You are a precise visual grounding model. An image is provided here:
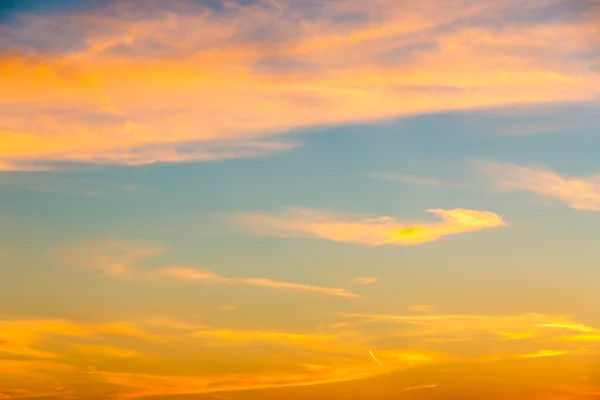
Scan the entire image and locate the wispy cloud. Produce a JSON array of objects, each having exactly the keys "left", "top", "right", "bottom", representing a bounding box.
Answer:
[
  {"left": 482, "top": 162, "right": 600, "bottom": 210},
  {"left": 60, "top": 239, "right": 165, "bottom": 278},
  {"left": 402, "top": 383, "right": 439, "bottom": 391},
  {"left": 236, "top": 207, "right": 506, "bottom": 246},
  {"left": 408, "top": 305, "right": 434, "bottom": 313},
  {"left": 342, "top": 312, "right": 598, "bottom": 343},
  {"left": 372, "top": 173, "right": 464, "bottom": 188},
  {"left": 192, "top": 329, "right": 343, "bottom": 347},
  {"left": 61, "top": 240, "right": 360, "bottom": 298},
  {"left": 354, "top": 277, "right": 379, "bottom": 284},
  {"left": 70, "top": 344, "right": 138, "bottom": 358},
  {"left": 240, "top": 278, "right": 361, "bottom": 298},
  {"left": 157, "top": 267, "right": 232, "bottom": 283},
  {"left": 0, "top": 0, "right": 597, "bottom": 170},
  {"left": 0, "top": 317, "right": 155, "bottom": 361}
]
